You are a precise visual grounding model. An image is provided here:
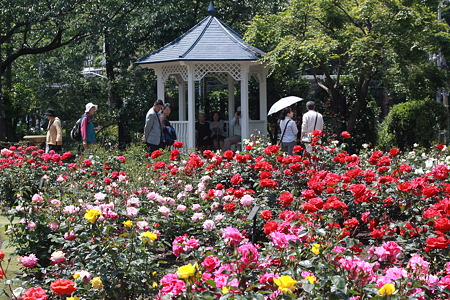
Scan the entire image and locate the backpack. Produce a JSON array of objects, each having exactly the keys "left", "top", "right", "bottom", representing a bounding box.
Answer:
[
  {"left": 70, "top": 117, "right": 83, "bottom": 141},
  {"left": 163, "top": 125, "right": 177, "bottom": 145}
]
